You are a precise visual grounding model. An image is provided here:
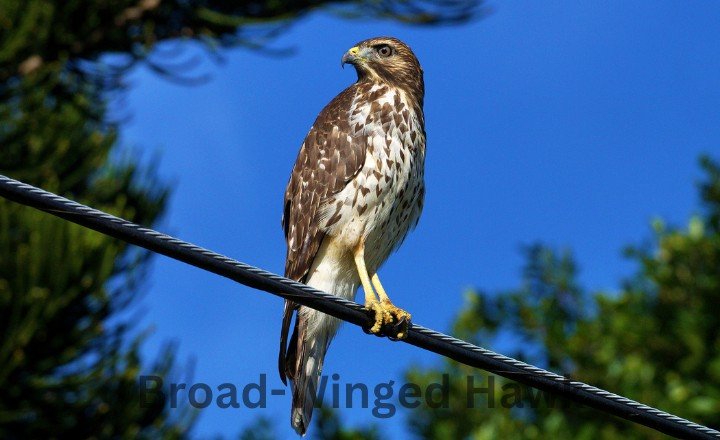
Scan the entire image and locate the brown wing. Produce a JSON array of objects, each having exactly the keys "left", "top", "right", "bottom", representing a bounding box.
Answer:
[{"left": 279, "top": 83, "right": 368, "bottom": 383}]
